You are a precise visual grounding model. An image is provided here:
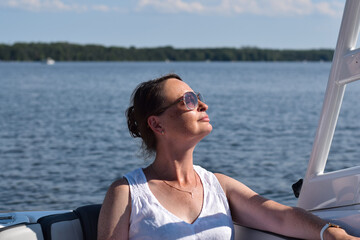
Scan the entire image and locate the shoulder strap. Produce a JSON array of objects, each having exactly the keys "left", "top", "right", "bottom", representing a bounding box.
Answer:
[
  {"left": 124, "top": 168, "right": 147, "bottom": 200},
  {"left": 194, "top": 165, "right": 227, "bottom": 195}
]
